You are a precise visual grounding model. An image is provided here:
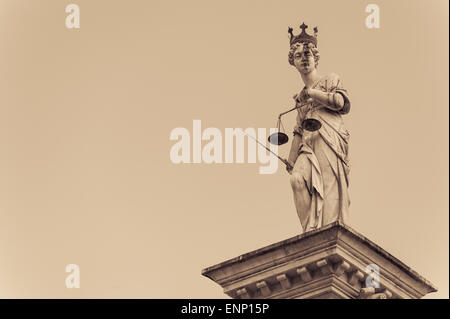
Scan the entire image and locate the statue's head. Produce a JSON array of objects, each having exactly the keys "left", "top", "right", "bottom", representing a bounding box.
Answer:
[
  {"left": 288, "top": 42, "right": 320, "bottom": 74},
  {"left": 287, "top": 23, "right": 320, "bottom": 74}
]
